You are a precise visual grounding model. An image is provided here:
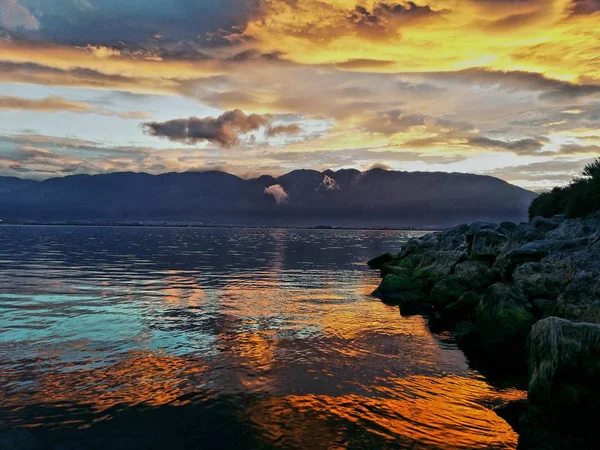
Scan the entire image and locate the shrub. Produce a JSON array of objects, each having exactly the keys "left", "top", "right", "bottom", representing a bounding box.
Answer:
[{"left": 529, "top": 158, "right": 600, "bottom": 219}]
